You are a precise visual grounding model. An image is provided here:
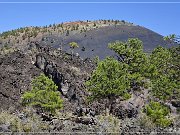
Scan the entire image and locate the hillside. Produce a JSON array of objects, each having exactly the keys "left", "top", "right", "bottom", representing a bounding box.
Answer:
[
  {"left": 0, "top": 20, "right": 179, "bottom": 133},
  {"left": 54, "top": 25, "right": 168, "bottom": 59},
  {"left": 0, "top": 20, "right": 175, "bottom": 59}
]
